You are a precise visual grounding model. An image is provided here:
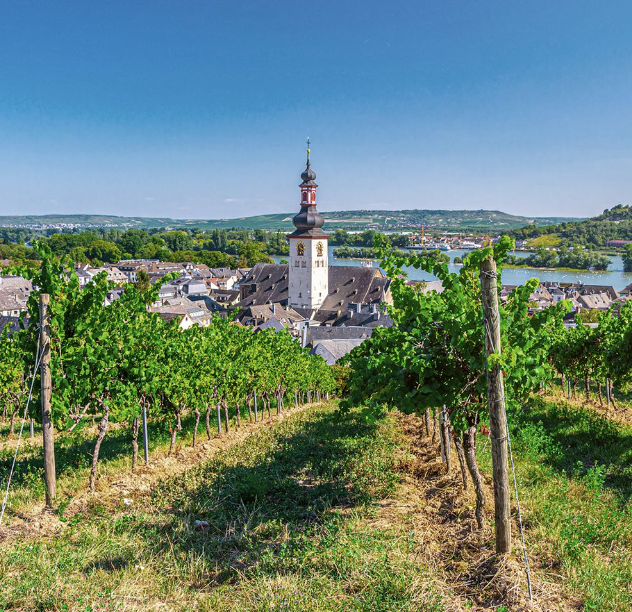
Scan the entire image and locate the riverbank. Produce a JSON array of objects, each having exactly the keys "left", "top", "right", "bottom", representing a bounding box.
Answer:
[{"left": 504, "top": 264, "right": 613, "bottom": 273}]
